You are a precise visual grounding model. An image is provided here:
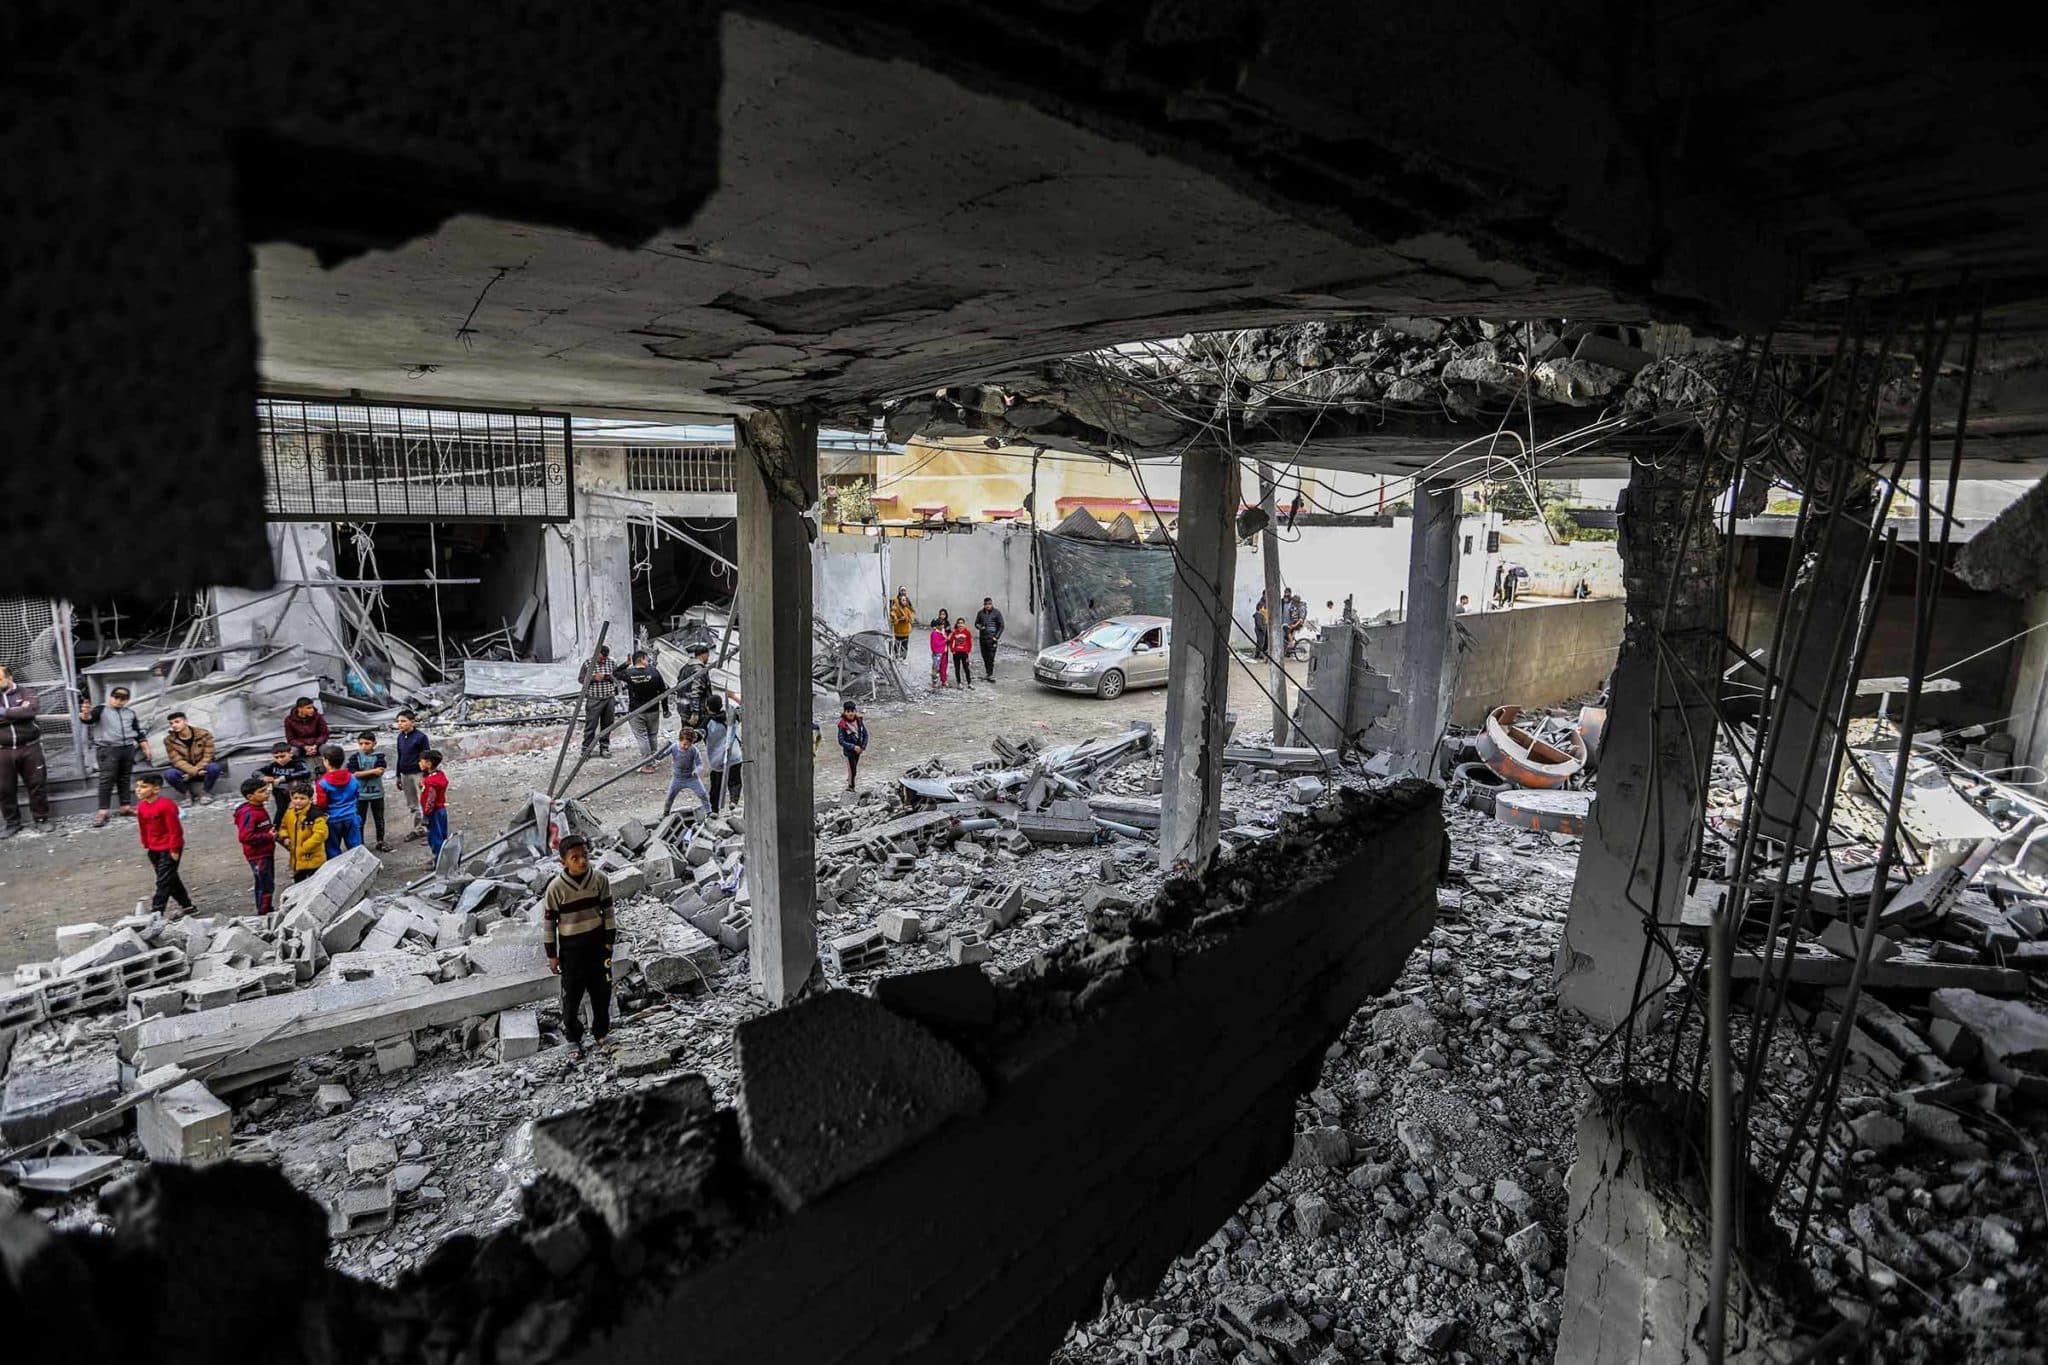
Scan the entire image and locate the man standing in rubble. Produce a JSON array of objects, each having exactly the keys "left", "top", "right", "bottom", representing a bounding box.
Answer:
[
  {"left": 673, "top": 642, "right": 714, "bottom": 730},
  {"left": 0, "top": 663, "right": 51, "bottom": 839},
  {"left": 576, "top": 644, "right": 619, "bottom": 757},
  {"left": 973, "top": 595, "right": 1005, "bottom": 682},
  {"left": 544, "top": 833, "right": 615, "bottom": 1063},
  {"left": 619, "top": 649, "right": 669, "bottom": 774}
]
